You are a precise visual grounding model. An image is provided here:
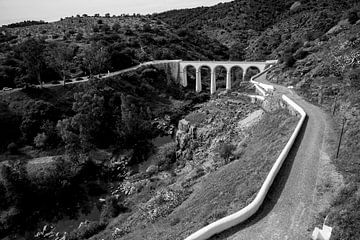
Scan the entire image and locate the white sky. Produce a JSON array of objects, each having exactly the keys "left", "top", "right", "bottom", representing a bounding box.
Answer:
[{"left": 0, "top": 0, "right": 233, "bottom": 25}]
